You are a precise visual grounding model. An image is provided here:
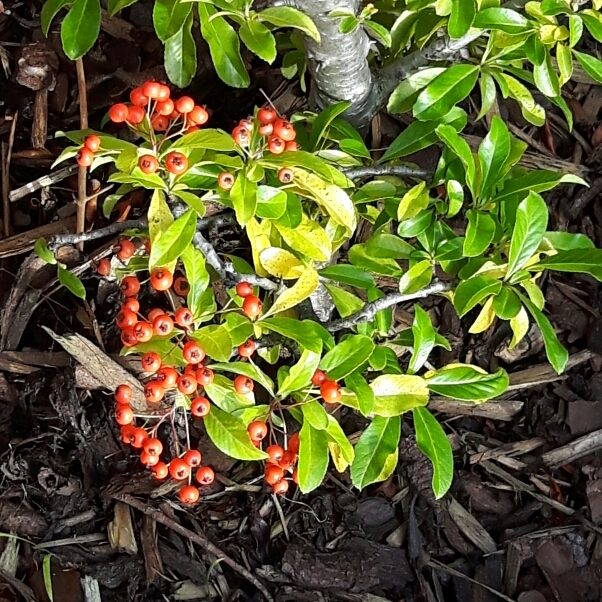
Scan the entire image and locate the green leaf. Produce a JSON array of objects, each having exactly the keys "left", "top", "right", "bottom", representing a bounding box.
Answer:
[
  {"left": 454, "top": 276, "right": 502, "bottom": 316},
  {"left": 507, "top": 191, "right": 548, "bottom": 277},
  {"left": 239, "top": 20, "right": 277, "bottom": 63},
  {"left": 463, "top": 209, "right": 496, "bottom": 257},
  {"left": 366, "top": 232, "right": 414, "bottom": 260},
  {"left": 536, "top": 248, "right": 602, "bottom": 281},
  {"left": 41, "top": 0, "right": 69, "bottom": 35},
  {"left": 261, "top": 318, "right": 324, "bottom": 353},
  {"left": 397, "top": 181, "right": 430, "bottom": 222},
  {"left": 414, "top": 65, "right": 480, "bottom": 121},
  {"left": 223, "top": 312, "right": 254, "bottom": 346},
  {"left": 319, "top": 265, "right": 375, "bottom": 289},
  {"left": 398, "top": 259, "right": 433, "bottom": 294},
  {"left": 262, "top": 268, "right": 319, "bottom": 319},
  {"left": 388, "top": 67, "right": 446, "bottom": 114},
  {"left": 436, "top": 124, "right": 476, "bottom": 197},
  {"left": 149, "top": 208, "right": 196, "bottom": 271},
  {"left": 449, "top": 0, "right": 476, "bottom": 38},
  {"left": 170, "top": 128, "right": 238, "bottom": 152},
  {"left": 153, "top": 0, "right": 191, "bottom": 42},
  {"left": 533, "top": 49, "right": 560, "bottom": 97},
  {"left": 209, "top": 362, "right": 274, "bottom": 397},
  {"left": 425, "top": 364, "right": 509, "bottom": 400},
  {"left": 364, "top": 20, "right": 392, "bottom": 46},
  {"left": 350, "top": 416, "right": 400, "bottom": 489},
  {"left": 496, "top": 170, "right": 586, "bottom": 203},
  {"left": 308, "top": 101, "right": 352, "bottom": 152},
  {"left": 256, "top": 185, "right": 287, "bottom": 219},
  {"left": 108, "top": 0, "right": 138, "bottom": 16},
  {"left": 349, "top": 243, "right": 403, "bottom": 276},
  {"left": 325, "top": 415, "right": 354, "bottom": 464},
  {"left": 273, "top": 216, "right": 331, "bottom": 262},
  {"left": 204, "top": 374, "right": 254, "bottom": 412},
  {"left": 320, "top": 335, "right": 375, "bottom": 381},
  {"left": 518, "top": 294, "right": 568, "bottom": 373},
  {"left": 230, "top": 173, "right": 257, "bottom": 226},
  {"left": 344, "top": 371, "right": 374, "bottom": 416},
  {"left": 279, "top": 349, "right": 321, "bottom": 397},
  {"left": 57, "top": 266, "right": 86, "bottom": 299},
  {"left": 173, "top": 191, "right": 206, "bottom": 217},
  {"left": 204, "top": 407, "right": 268, "bottom": 460},
  {"left": 478, "top": 115, "right": 511, "bottom": 201},
  {"left": 35, "top": 238, "right": 57, "bottom": 265},
  {"left": 574, "top": 50, "right": 602, "bottom": 84},
  {"left": 409, "top": 306, "right": 436, "bottom": 374},
  {"left": 544, "top": 232, "right": 594, "bottom": 251},
  {"left": 493, "top": 287, "right": 521, "bottom": 319},
  {"left": 413, "top": 407, "right": 453, "bottom": 499},
  {"left": 498, "top": 73, "right": 545, "bottom": 126},
  {"left": 181, "top": 244, "right": 210, "bottom": 320},
  {"left": 257, "top": 6, "right": 320, "bottom": 42},
  {"left": 298, "top": 421, "right": 329, "bottom": 493},
  {"left": 397, "top": 210, "right": 433, "bottom": 238},
  {"left": 302, "top": 400, "right": 329, "bottom": 430},
  {"left": 369, "top": 374, "right": 429, "bottom": 416},
  {"left": 43, "top": 555, "right": 54, "bottom": 602},
  {"left": 473, "top": 7, "right": 529, "bottom": 32},
  {"left": 165, "top": 13, "right": 196, "bottom": 88},
  {"left": 60, "top": 0, "right": 102, "bottom": 60},
  {"left": 324, "top": 283, "right": 364, "bottom": 318},
  {"left": 477, "top": 72, "right": 497, "bottom": 121},
  {"left": 191, "top": 325, "right": 233, "bottom": 362},
  {"left": 198, "top": 3, "right": 249, "bottom": 88}
]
